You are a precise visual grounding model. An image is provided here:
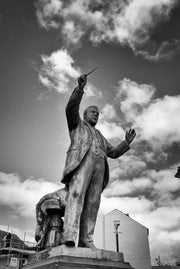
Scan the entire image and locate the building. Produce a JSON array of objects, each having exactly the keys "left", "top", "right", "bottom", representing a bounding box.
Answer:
[
  {"left": 94, "top": 209, "right": 151, "bottom": 269},
  {"left": 0, "top": 230, "right": 35, "bottom": 269}
]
